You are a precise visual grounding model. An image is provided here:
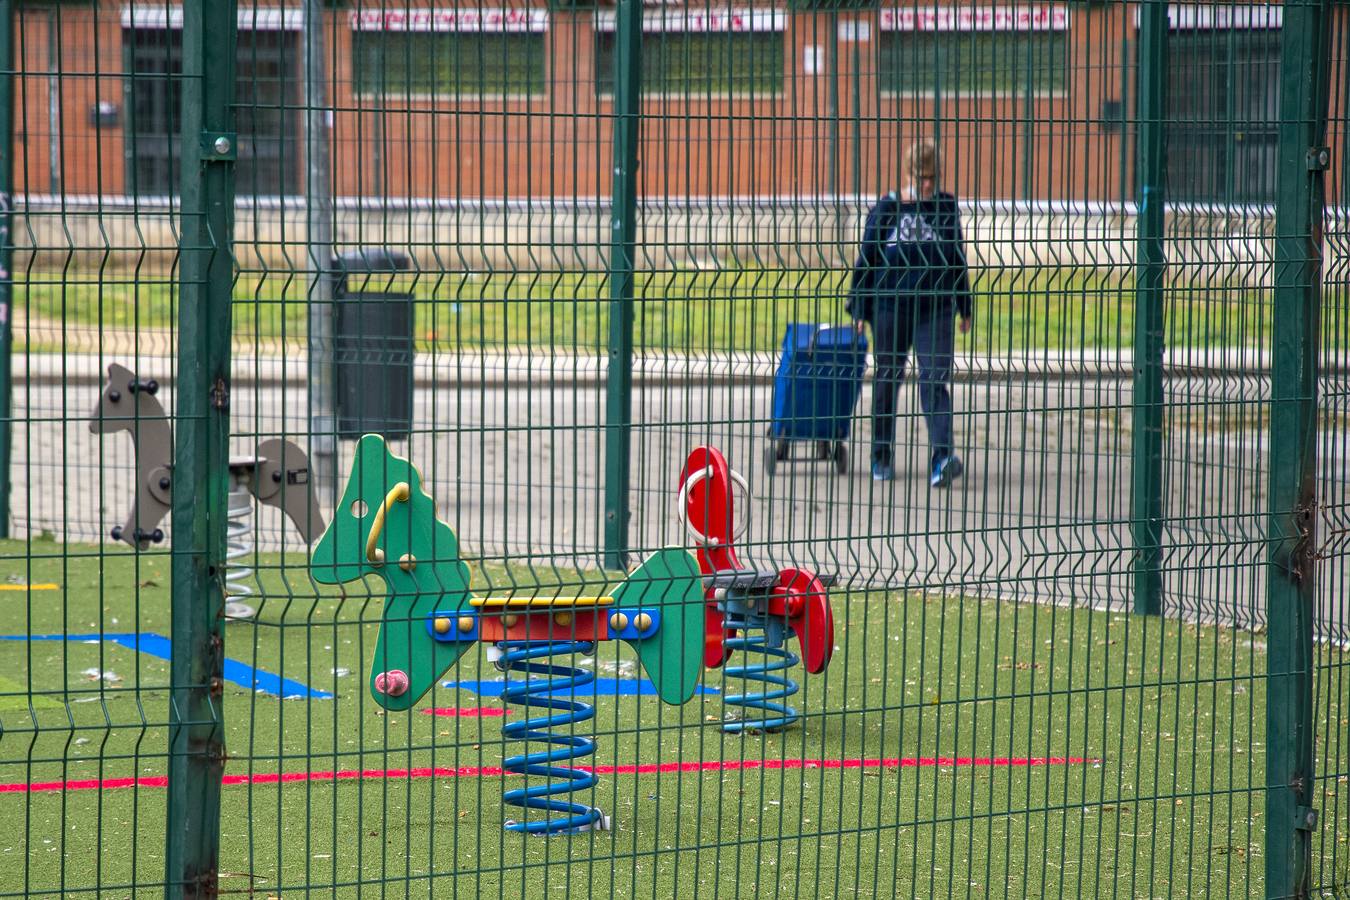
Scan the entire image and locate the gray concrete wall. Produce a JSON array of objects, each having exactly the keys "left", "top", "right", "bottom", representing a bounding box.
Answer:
[{"left": 10, "top": 197, "right": 1289, "bottom": 284}]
